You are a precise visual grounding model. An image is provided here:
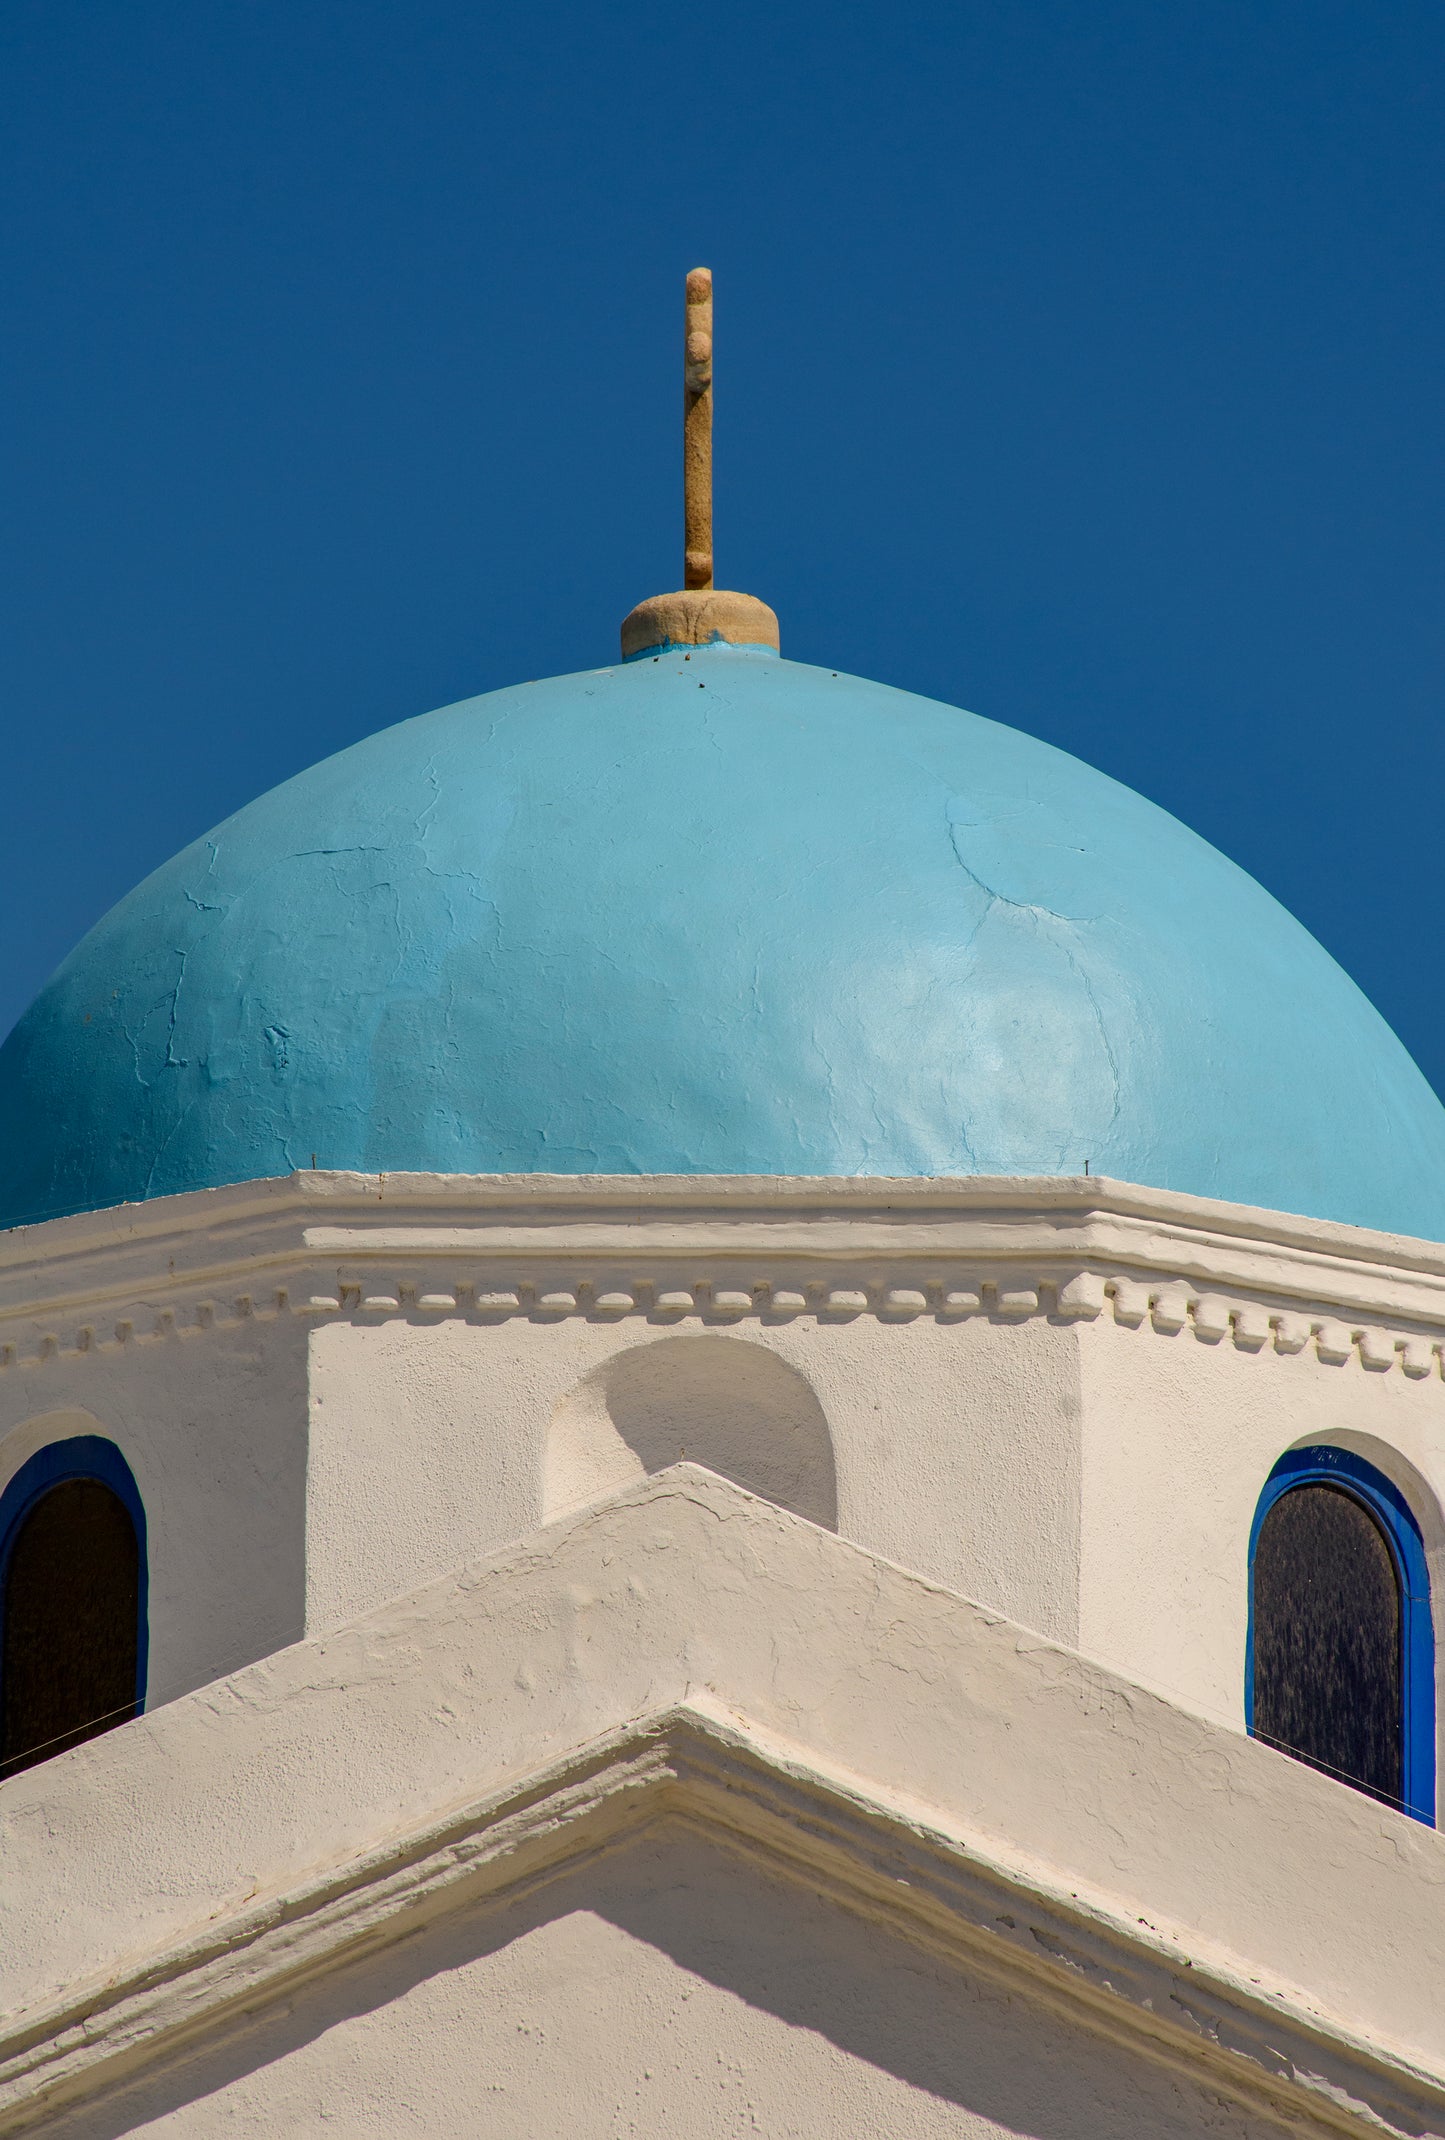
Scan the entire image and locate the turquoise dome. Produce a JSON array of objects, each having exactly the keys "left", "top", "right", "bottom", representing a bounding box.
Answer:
[{"left": 3, "top": 642, "right": 1444, "bottom": 1238}]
